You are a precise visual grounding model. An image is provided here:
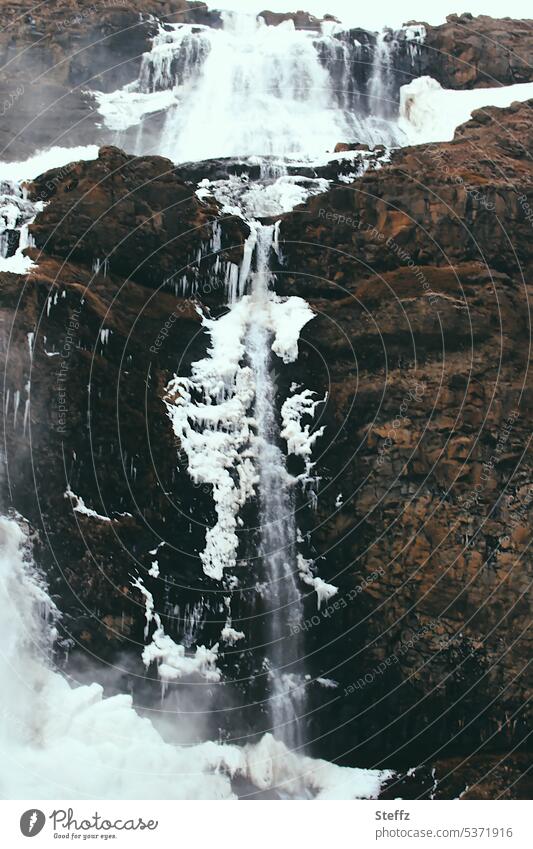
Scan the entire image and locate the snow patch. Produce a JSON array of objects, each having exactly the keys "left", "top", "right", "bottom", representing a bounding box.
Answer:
[
  {"left": 64, "top": 487, "right": 111, "bottom": 522},
  {"left": 399, "top": 76, "right": 533, "bottom": 145},
  {"left": 0, "top": 145, "right": 99, "bottom": 182}
]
